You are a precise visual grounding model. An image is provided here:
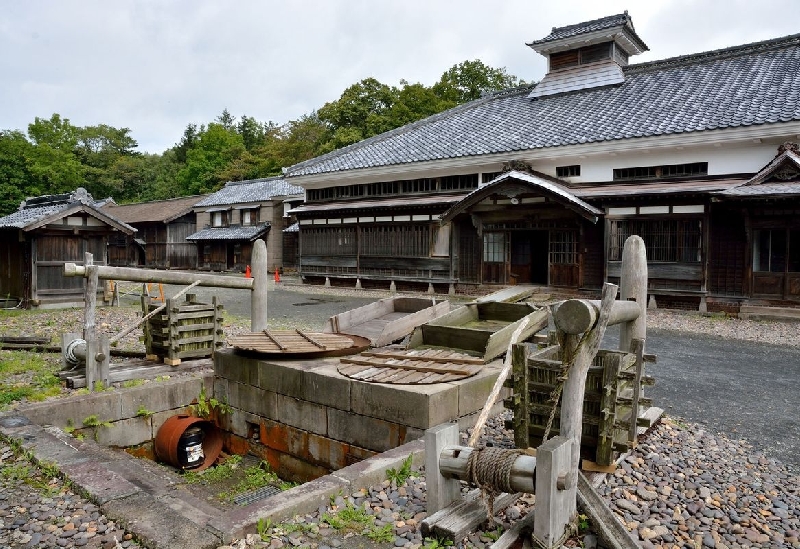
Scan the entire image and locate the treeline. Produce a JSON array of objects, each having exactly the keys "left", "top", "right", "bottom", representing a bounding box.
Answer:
[{"left": 0, "top": 60, "right": 524, "bottom": 215}]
